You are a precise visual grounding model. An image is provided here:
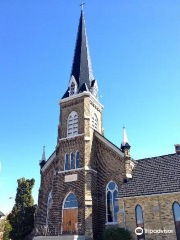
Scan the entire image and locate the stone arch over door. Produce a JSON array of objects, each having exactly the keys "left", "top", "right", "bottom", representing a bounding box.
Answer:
[{"left": 62, "top": 192, "right": 78, "bottom": 234}]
